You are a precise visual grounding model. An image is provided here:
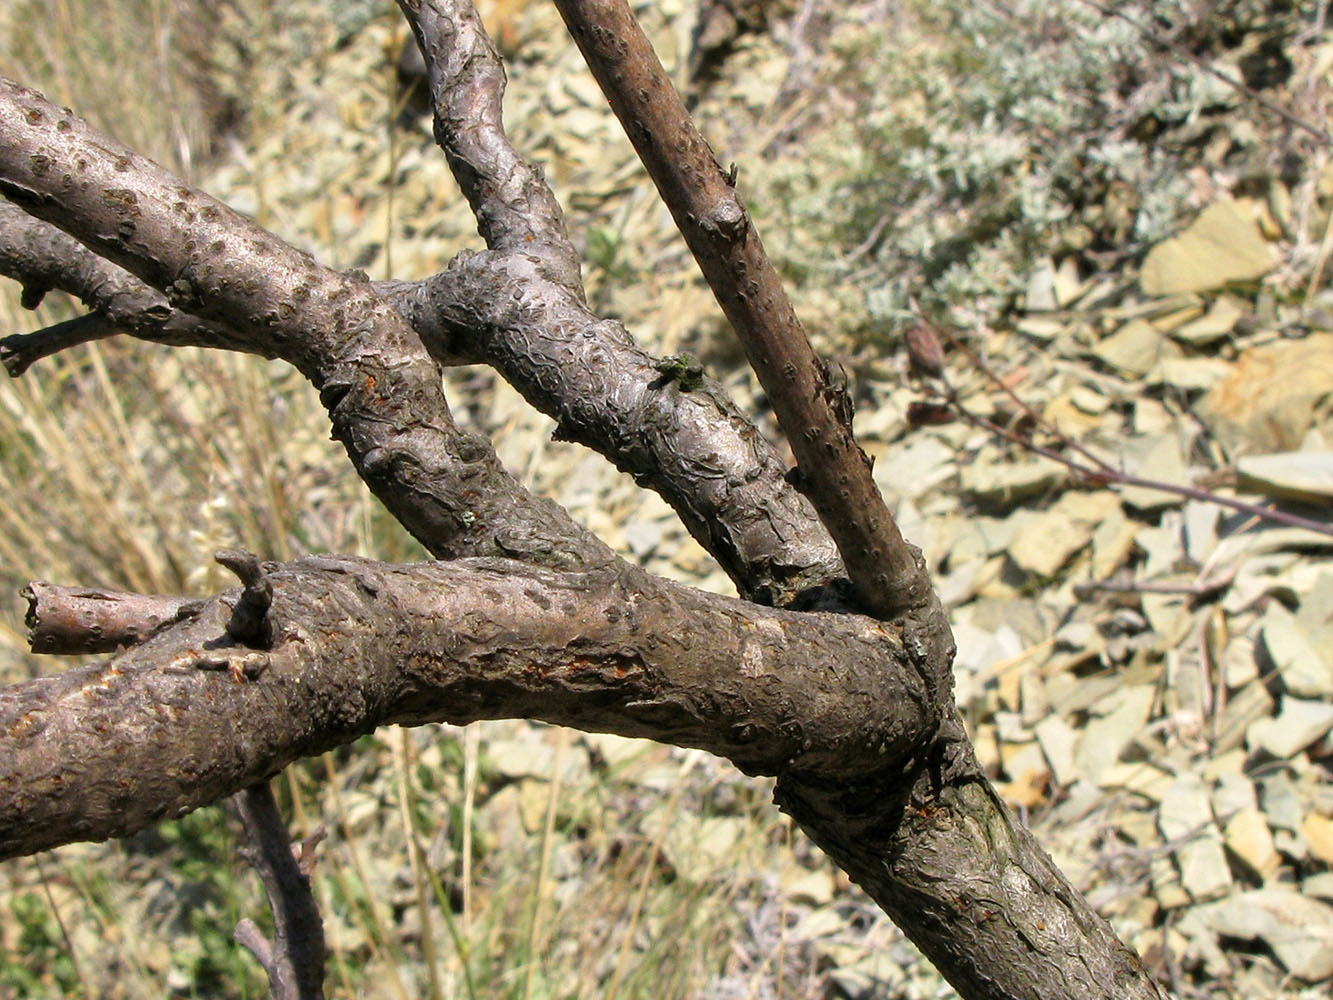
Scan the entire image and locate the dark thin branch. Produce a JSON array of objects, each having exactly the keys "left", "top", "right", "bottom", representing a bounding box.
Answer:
[
  {"left": 1, "top": 314, "right": 115, "bottom": 375},
  {"left": 231, "top": 781, "right": 327, "bottom": 1000},
  {"left": 1073, "top": 568, "right": 1237, "bottom": 599},
  {"left": 1069, "top": 0, "right": 1333, "bottom": 147},
  {"left": 551, "top": 0, "right": 934, "bottom": 626},
  {"left": 0, "top": 200, "right": 262, "bottom": 367},
  {"left": 914, "top": 311, "right": 1333, "bottom": 539}
]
